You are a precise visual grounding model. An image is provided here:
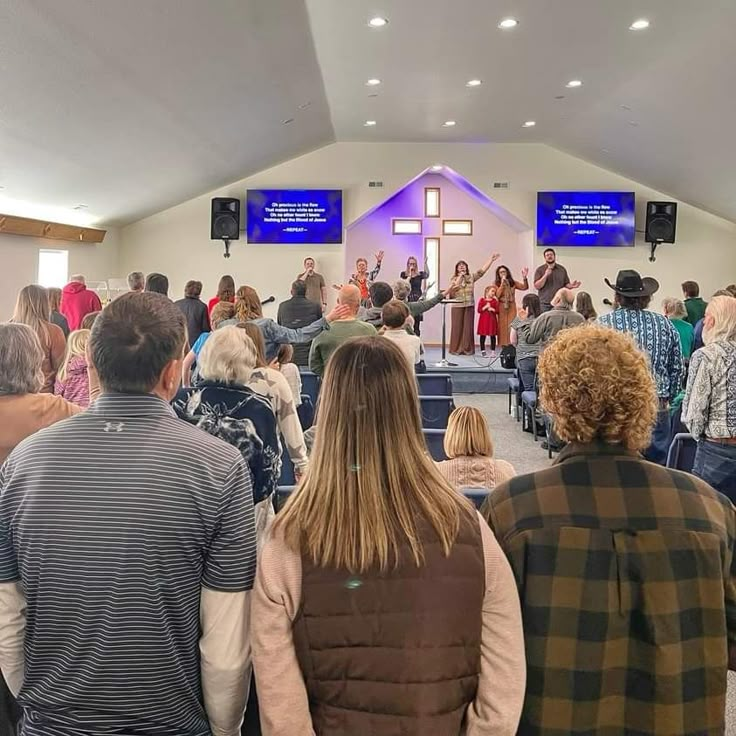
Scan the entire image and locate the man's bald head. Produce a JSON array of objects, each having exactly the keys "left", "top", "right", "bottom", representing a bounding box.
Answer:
[
  {"left": 338, "top": 284, "right": 361, "bottom": 315},
  {"left": 552, "top": 288, "right": 575, "bottom": 308}
]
